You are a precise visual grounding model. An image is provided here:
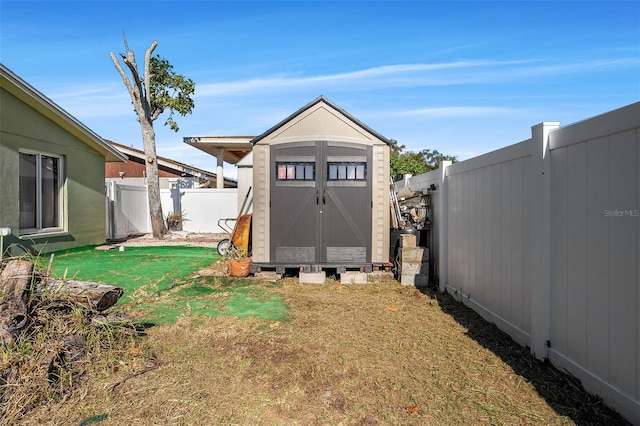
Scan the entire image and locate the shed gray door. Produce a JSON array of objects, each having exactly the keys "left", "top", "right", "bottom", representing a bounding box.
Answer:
[
  {"left": 322, "top": 142, "right": 371, "bottom": 263},
  {"left": 270, "top": 141, "right": 371, "bottom": 264},
  {"left": 271, "top": 142, "right": 319, "bottom": 263}
]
